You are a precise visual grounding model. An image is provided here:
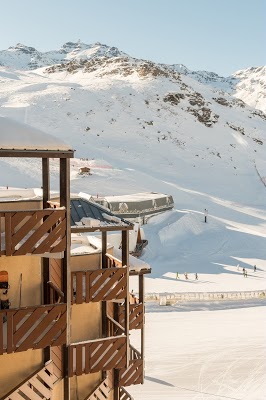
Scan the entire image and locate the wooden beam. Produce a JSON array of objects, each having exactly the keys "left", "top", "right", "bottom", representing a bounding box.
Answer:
[
  {"left": 102, "top": 231, "right": 107, "bottom": 268},
  {"left": 42, "top": 158, "right": 50, "bottom": 209},
  {"left": 60, "top": 158, "right": 71, "bottom": 400},
  {"left": 122, "top": 230, "right": 130, "bottom": 370},
  {"left": 0, "top": 150, "right": 74, "bottom": 158},
  {"left": 139, "top": 274, "right": 145, "bottom": 363},
  {"left": 71, "top": 225, "right": 133, "bottom": 233},
  {"left": 101, "top": 231, "right": 107, "bottom": 377}
]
